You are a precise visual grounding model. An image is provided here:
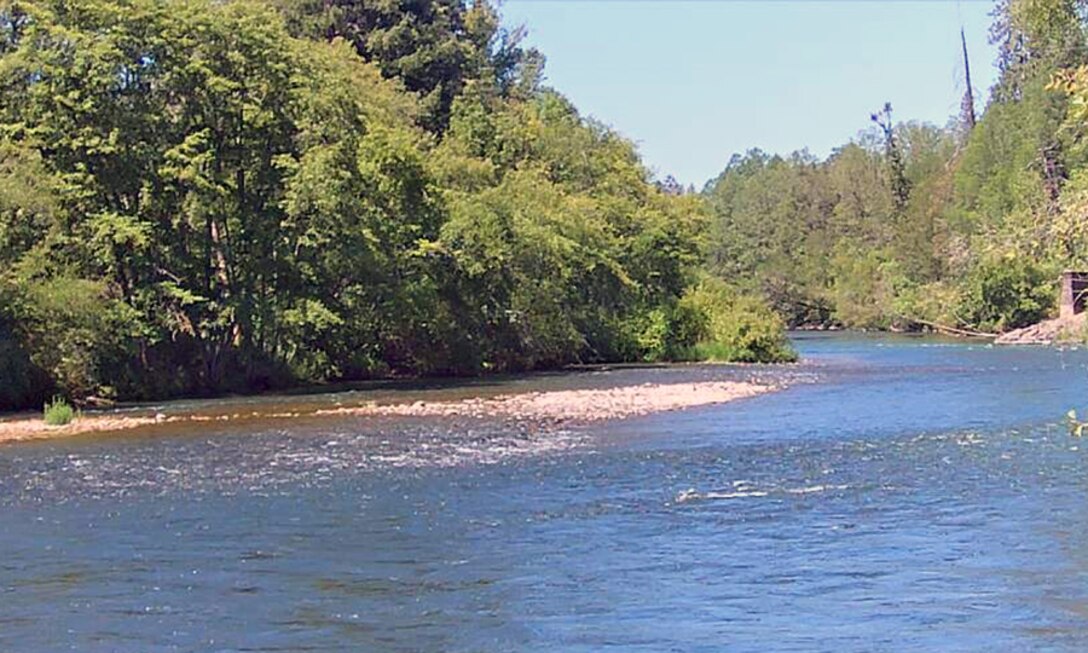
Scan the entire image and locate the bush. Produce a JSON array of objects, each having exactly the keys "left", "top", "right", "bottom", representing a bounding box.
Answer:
[
  {"left": 43, "top": 396, "right": 75, "bottom": 426},
  {"left": 680, "top": 279, "right": 797, "bottom": 363},
  {"left": 16, "top": 277, "right": 144, "bottom": 402},
  {"left": 959, "top": 254, "right": 1054, "bottom": 332},
  {"left": 622, "top": 303, "right": 706, "bottom": 362},
  {"left": 0, "top": 317, "right": 54, "bottom": 411},
  {"left": 827, "top": 248, "right": 904, "bottom": 329},
  {"left": 892, "top": 280, "right": 962, "bottom": 330}
]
